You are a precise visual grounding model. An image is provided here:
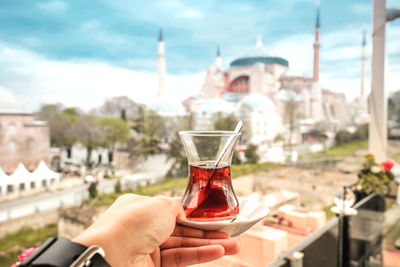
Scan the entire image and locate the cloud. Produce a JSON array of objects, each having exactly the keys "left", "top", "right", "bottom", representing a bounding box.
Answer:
[
  {"left": 179, "top": 9, "right": 203, "bottom": 20},
  {"left": 269, "top": 34, "right": 314, "bottom": 76},
  {"left": 37, "top": 0, "right": 68, "bottom": 14},
  {"left": 0, "top": 86, "right": 24, "bottom": 111},
  {"left": 0, "top": 42, "right": 203, "bottom": 112},
  {"left": 351, "top": 3, "right": 370, "bottom": 14}
]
